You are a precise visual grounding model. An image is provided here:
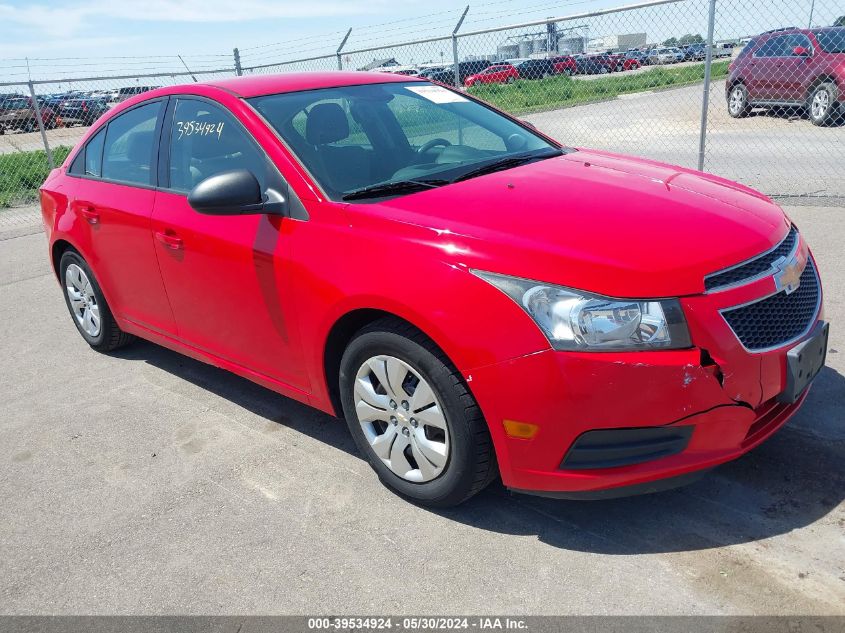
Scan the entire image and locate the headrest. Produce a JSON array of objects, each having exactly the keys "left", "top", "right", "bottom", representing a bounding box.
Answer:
[
  {"left": 305, "top": 103, "right": 349, "bottom": 145},
  {"left": 126, "top": 131, "right": 153, "bottom": 164}
]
